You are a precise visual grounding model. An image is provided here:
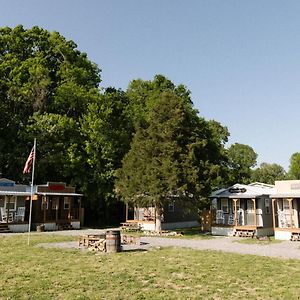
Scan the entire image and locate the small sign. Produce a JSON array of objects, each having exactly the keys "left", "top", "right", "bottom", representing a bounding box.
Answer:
[
  {"left": 291, "top": 183, "right": 300, "bottom": 190},
  {"left": 229, "top": 187, "right": 246, "bottom": 193}
]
